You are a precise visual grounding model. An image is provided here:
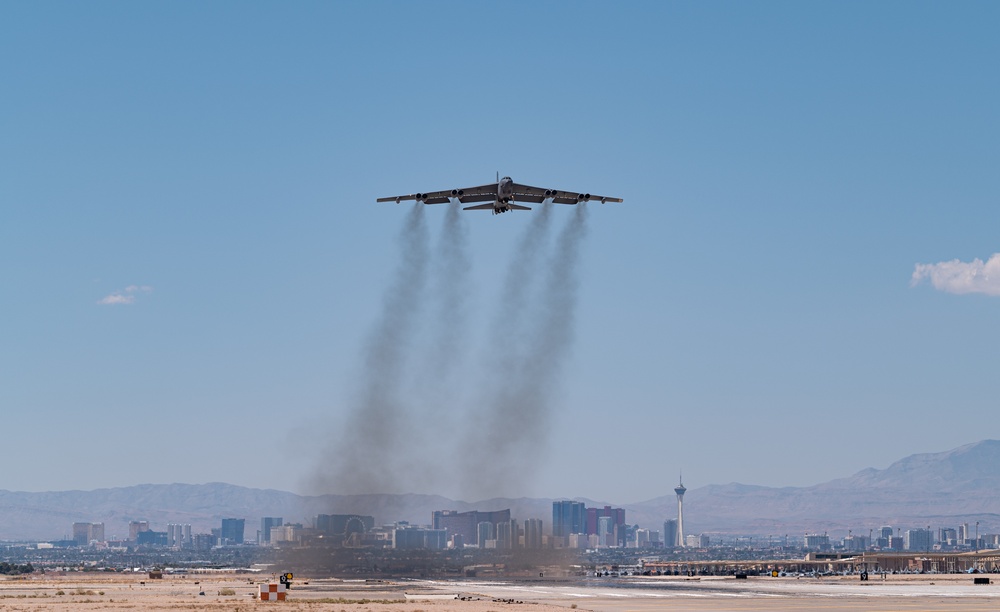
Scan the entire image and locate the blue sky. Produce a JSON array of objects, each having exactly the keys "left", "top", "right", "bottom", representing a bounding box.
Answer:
[{"left": 2, "top": 1, "right": 999, "bottom": 504}]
